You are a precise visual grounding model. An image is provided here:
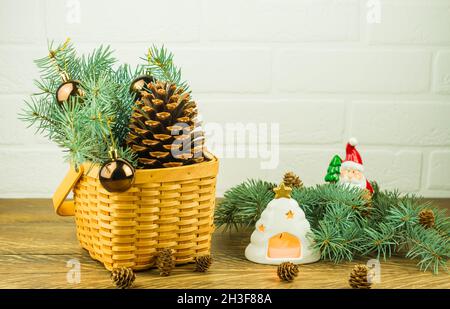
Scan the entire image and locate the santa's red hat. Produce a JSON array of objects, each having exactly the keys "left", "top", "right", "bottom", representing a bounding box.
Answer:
[{"left": 341, "top": 138, "right": 364, "bottom": 172}]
